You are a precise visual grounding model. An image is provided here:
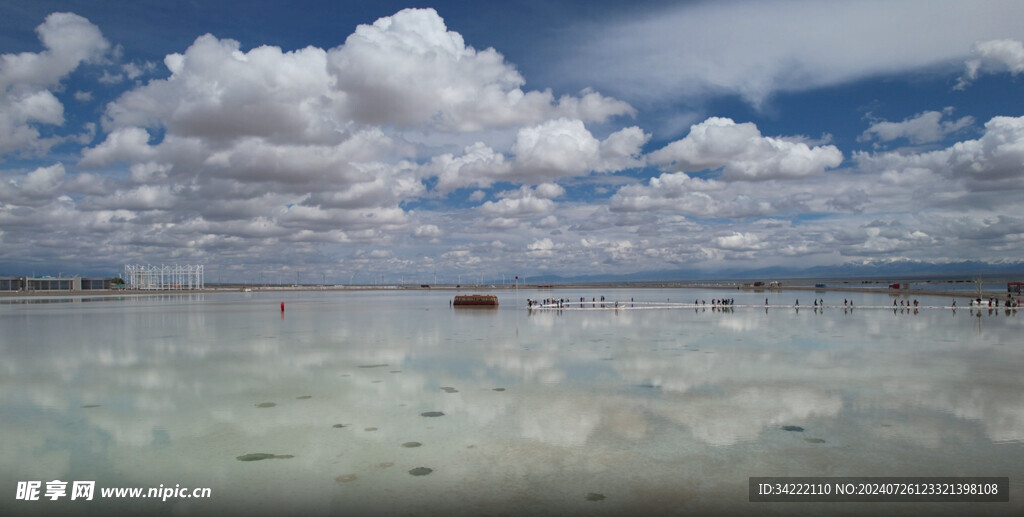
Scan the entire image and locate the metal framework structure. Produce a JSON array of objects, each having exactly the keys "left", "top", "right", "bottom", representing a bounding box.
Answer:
[{"left": 124, "top": 264, "right": 204, "bottom": 290}]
